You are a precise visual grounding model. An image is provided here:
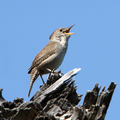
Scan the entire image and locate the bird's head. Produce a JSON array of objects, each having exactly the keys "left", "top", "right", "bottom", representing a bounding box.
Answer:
[{"left": 49, "top": 25, "right": 75, "bottom": 42}]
